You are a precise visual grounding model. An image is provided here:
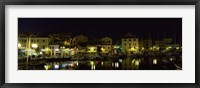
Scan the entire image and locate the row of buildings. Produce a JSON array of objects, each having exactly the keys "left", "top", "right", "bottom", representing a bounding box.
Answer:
[{"left": 18, "top": 33, "right": 181, "bottom": 58}]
